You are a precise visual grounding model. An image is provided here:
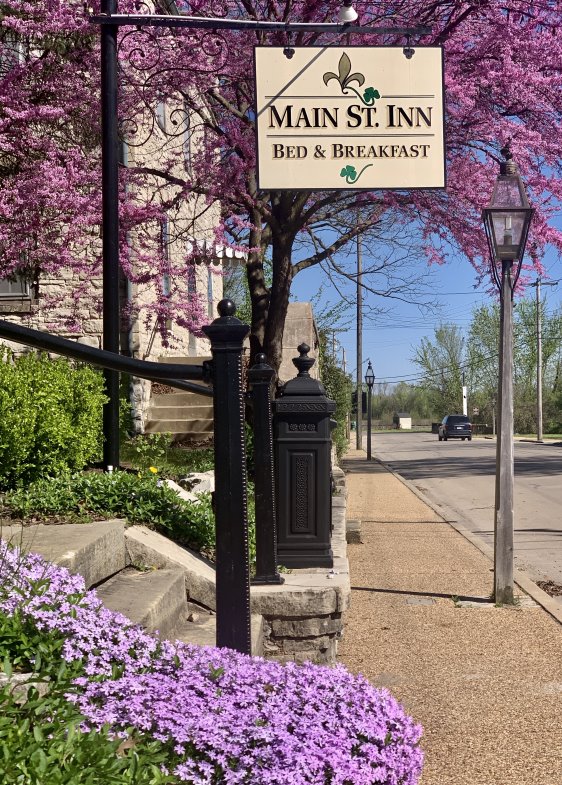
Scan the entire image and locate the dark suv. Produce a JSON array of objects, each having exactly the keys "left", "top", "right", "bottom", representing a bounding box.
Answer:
[{"left": 438, "top": 414, "right": 472, "bottom": 441}]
